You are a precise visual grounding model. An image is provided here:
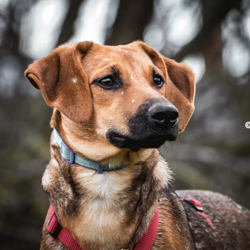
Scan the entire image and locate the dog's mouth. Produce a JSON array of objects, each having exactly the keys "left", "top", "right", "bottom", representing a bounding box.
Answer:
[
  {"left": 106, "top": 100, "right": 180, "bottom": 149},
  {"left": 106, "top": 123, "right": 178, "bottom": 149}
]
